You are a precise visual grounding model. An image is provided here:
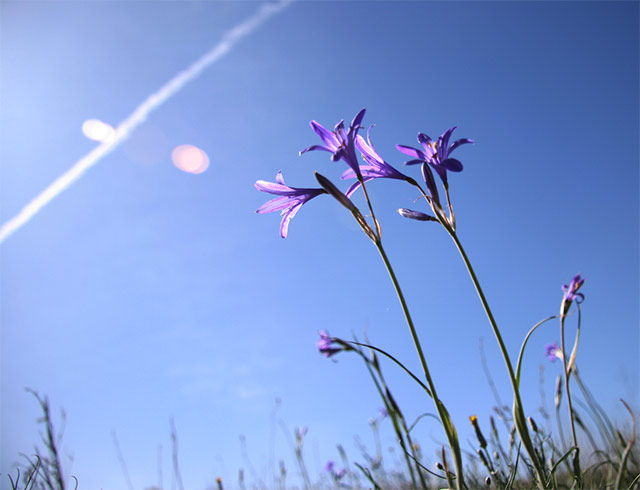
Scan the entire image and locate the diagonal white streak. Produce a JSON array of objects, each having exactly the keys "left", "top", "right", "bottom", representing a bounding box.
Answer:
[{"left": 0, "top": 0, "right": 292, "bottom": 244}]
